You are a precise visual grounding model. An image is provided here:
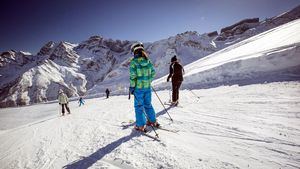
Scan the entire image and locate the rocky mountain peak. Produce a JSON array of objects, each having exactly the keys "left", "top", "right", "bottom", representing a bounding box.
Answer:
[
  {"left": 216, "top": 18, "right": 260, "bottom": 41},
  {"left": 75, "top": 35, "right": 131, "bottom": 54},
  {"left": 102, "top": 39, "right": 130, "bottom": 53},
  {"left": 178, "top": 31, "right": 199, "bottom": 36},
  {"left": 37, "top": 41, "right": 56, "bottom": 56},
  {"left": 0, "top": 50, "right": 34, "bottom": 67},
  {"left": 89, "top": 35, "right": 103, "bottom": 40},
  {"left": 263, "top": 5, "right": 300, "bottom": 26},
  {"left": 49, "top": 42, "right": 78, "bottom": 66},
  {"left": 0, "top": 50, "right": 16, "bottom": 67}
]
